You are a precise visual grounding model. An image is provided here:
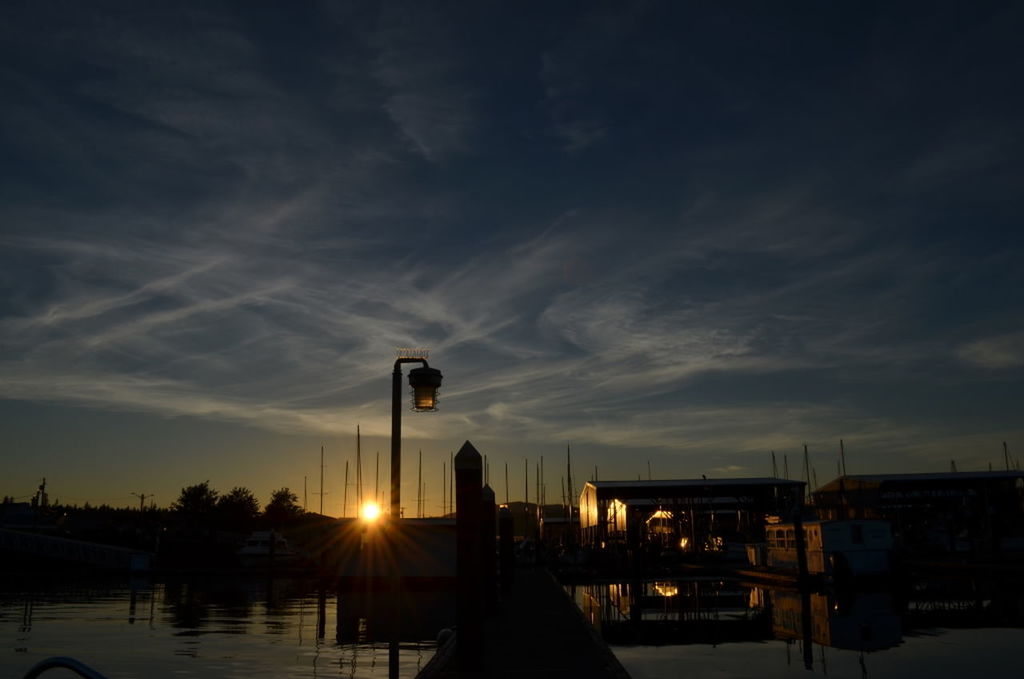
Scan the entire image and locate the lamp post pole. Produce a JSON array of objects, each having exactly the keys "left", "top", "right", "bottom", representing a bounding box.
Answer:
[{"left": 390, "top": 356, "right": 443, "bottom": 518}]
